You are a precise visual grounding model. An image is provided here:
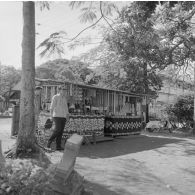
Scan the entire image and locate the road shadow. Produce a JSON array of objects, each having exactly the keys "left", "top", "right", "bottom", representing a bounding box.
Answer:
[
  {"left": 78, "top": 135, "right": 182, "bottom": 159},
  {"left": 84, "top": 181, "right": 122, "bottom": 195}
]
